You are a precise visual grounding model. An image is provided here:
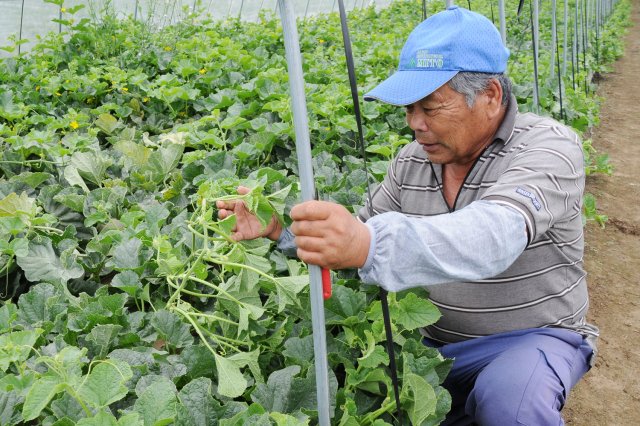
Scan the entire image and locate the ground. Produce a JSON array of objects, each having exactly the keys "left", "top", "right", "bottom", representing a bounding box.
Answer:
[{"left": 562, "top": 0, "right": 640, "bottom": 424}]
